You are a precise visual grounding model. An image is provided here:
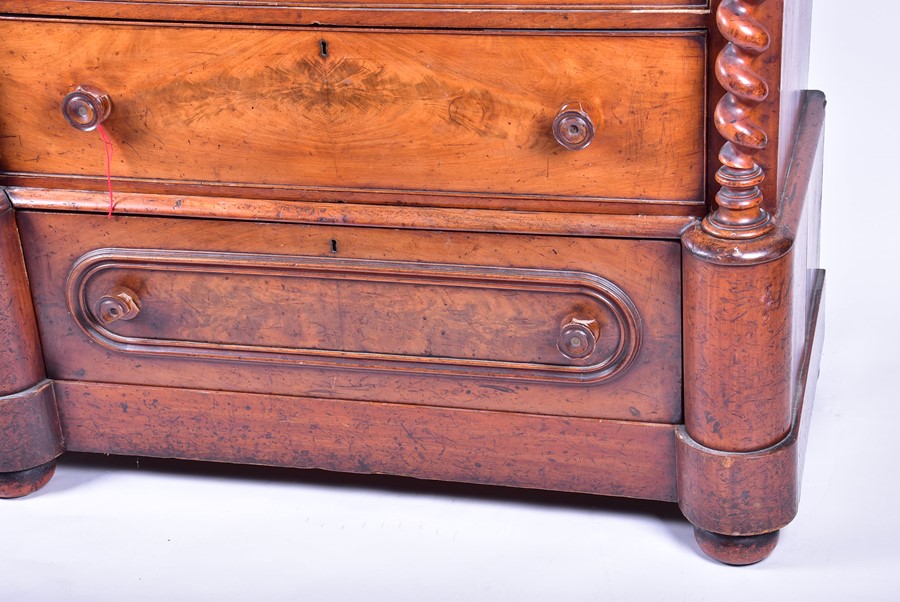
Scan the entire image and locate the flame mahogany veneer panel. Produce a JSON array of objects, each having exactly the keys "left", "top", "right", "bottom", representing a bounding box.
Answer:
[{"left": 0, "top": 20, "right": 706, "bottom": 213}]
